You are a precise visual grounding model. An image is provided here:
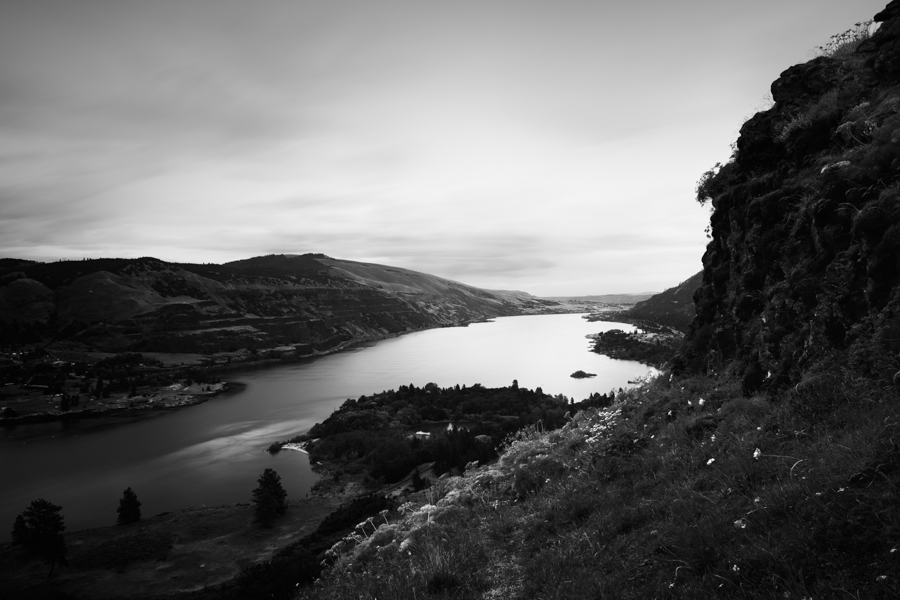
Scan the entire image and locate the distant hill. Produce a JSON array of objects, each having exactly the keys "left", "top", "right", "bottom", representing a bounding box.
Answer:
[
  {"left": 541, "top": 293, "right": 655, "bottom": 304},
  {"left": 624, "top": 271, "right": 702, "bottom": 333},
  {"left": 0, "top": 254, "right": 553, "bottom": 356}
]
